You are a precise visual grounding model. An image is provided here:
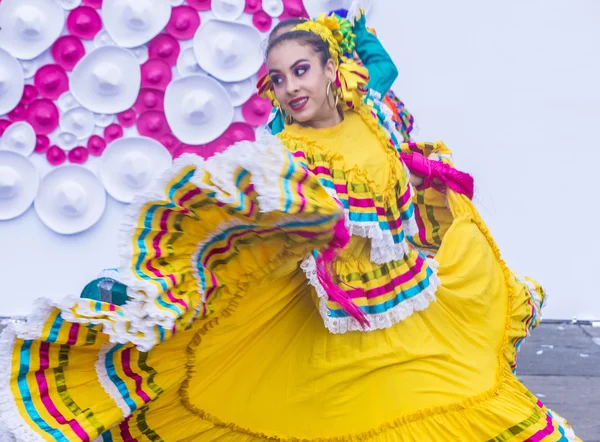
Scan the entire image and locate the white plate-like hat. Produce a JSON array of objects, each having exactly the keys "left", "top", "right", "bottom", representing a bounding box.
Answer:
[
  {"left": 35, "top": 166, "right": 107, "bottom": 235},
  {"left": 0, "top": 0, "right": 65, "bottom": 60},
  {"left": 0, "top": 151, "right": 39, "bottom": 220},
  {"left": 193, "top": 20, "right": 263, "bottom": 82},
  {"left": 263, "top": 0, "right": 284, "bottom": 17},
  {"left": 164, "top": 74, "right": 234, "bottom": 145},
  {"left": 212, "top": 0, "right": 245, "bottom": 21},
  {"left": 176, "top": 47, "right": 206, "bottom": 77},
  {"left": 0, "top": 122, "right": 36, "bottom": 156},
  {"left": 303, "top": 0, "right": 372, "bottom": 17},
  {"left": 70, "top": 46, "right": 142, "bottom": 114},
  {"left": 221, "top": 78, "right": 256, "bottom": 107},
  {"left": 100, "top": 136, "right": 173, "bottom": 203},
  {"left": 59, "top": 107, "right": 97, "bottom": 141},
  {"left": 102, "top": 0, "right": 172, "bottom": 48},
  {"left": 0, "top": 49, "right": 25, "bottom": 115}
]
